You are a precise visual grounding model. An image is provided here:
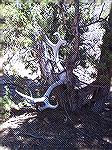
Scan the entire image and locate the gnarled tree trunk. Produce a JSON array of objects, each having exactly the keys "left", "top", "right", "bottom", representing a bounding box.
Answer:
[
  {"left": 66, "top": 0, "right": 80, "bottom": 111},
  {"left": 92, "top": 3, "right": 112, "bottom": 112}
]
